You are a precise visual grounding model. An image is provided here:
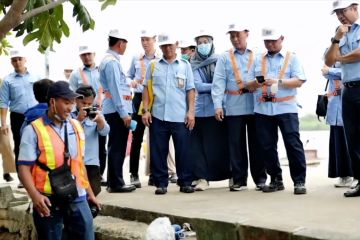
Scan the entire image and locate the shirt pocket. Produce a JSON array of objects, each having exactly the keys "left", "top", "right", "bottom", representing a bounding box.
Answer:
[
  {"left": 175, "top": 73, "right": 186, "bottom": 89},
  {"left": 9, "top": 82, "right": 24, "bottom": 101},
  {"left": 351, "top": 34, "right": 360, "bottom": 50},
  {"left": 152, "top": 71, "right": 166, "bottom": 86}
]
